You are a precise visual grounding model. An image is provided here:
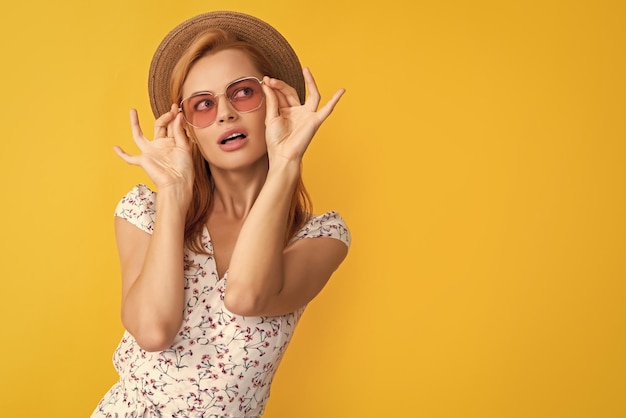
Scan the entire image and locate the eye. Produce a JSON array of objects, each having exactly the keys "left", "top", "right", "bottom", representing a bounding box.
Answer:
[
  {"left": 191, "top": 95, "right": 216, "bottom": 112},
  {"left": 230, "top": 86, "right": 255, "bottom": 102}
]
